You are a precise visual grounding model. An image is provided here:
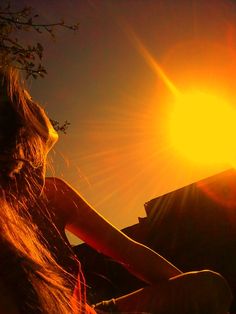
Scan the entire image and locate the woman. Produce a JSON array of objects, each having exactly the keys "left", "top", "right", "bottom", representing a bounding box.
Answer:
[
  {"left": 0, "top": 66, "right": 76, "bottom": 313},
  {"left": 0, "top": 66, "right": 233, "bottom": 313}
]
